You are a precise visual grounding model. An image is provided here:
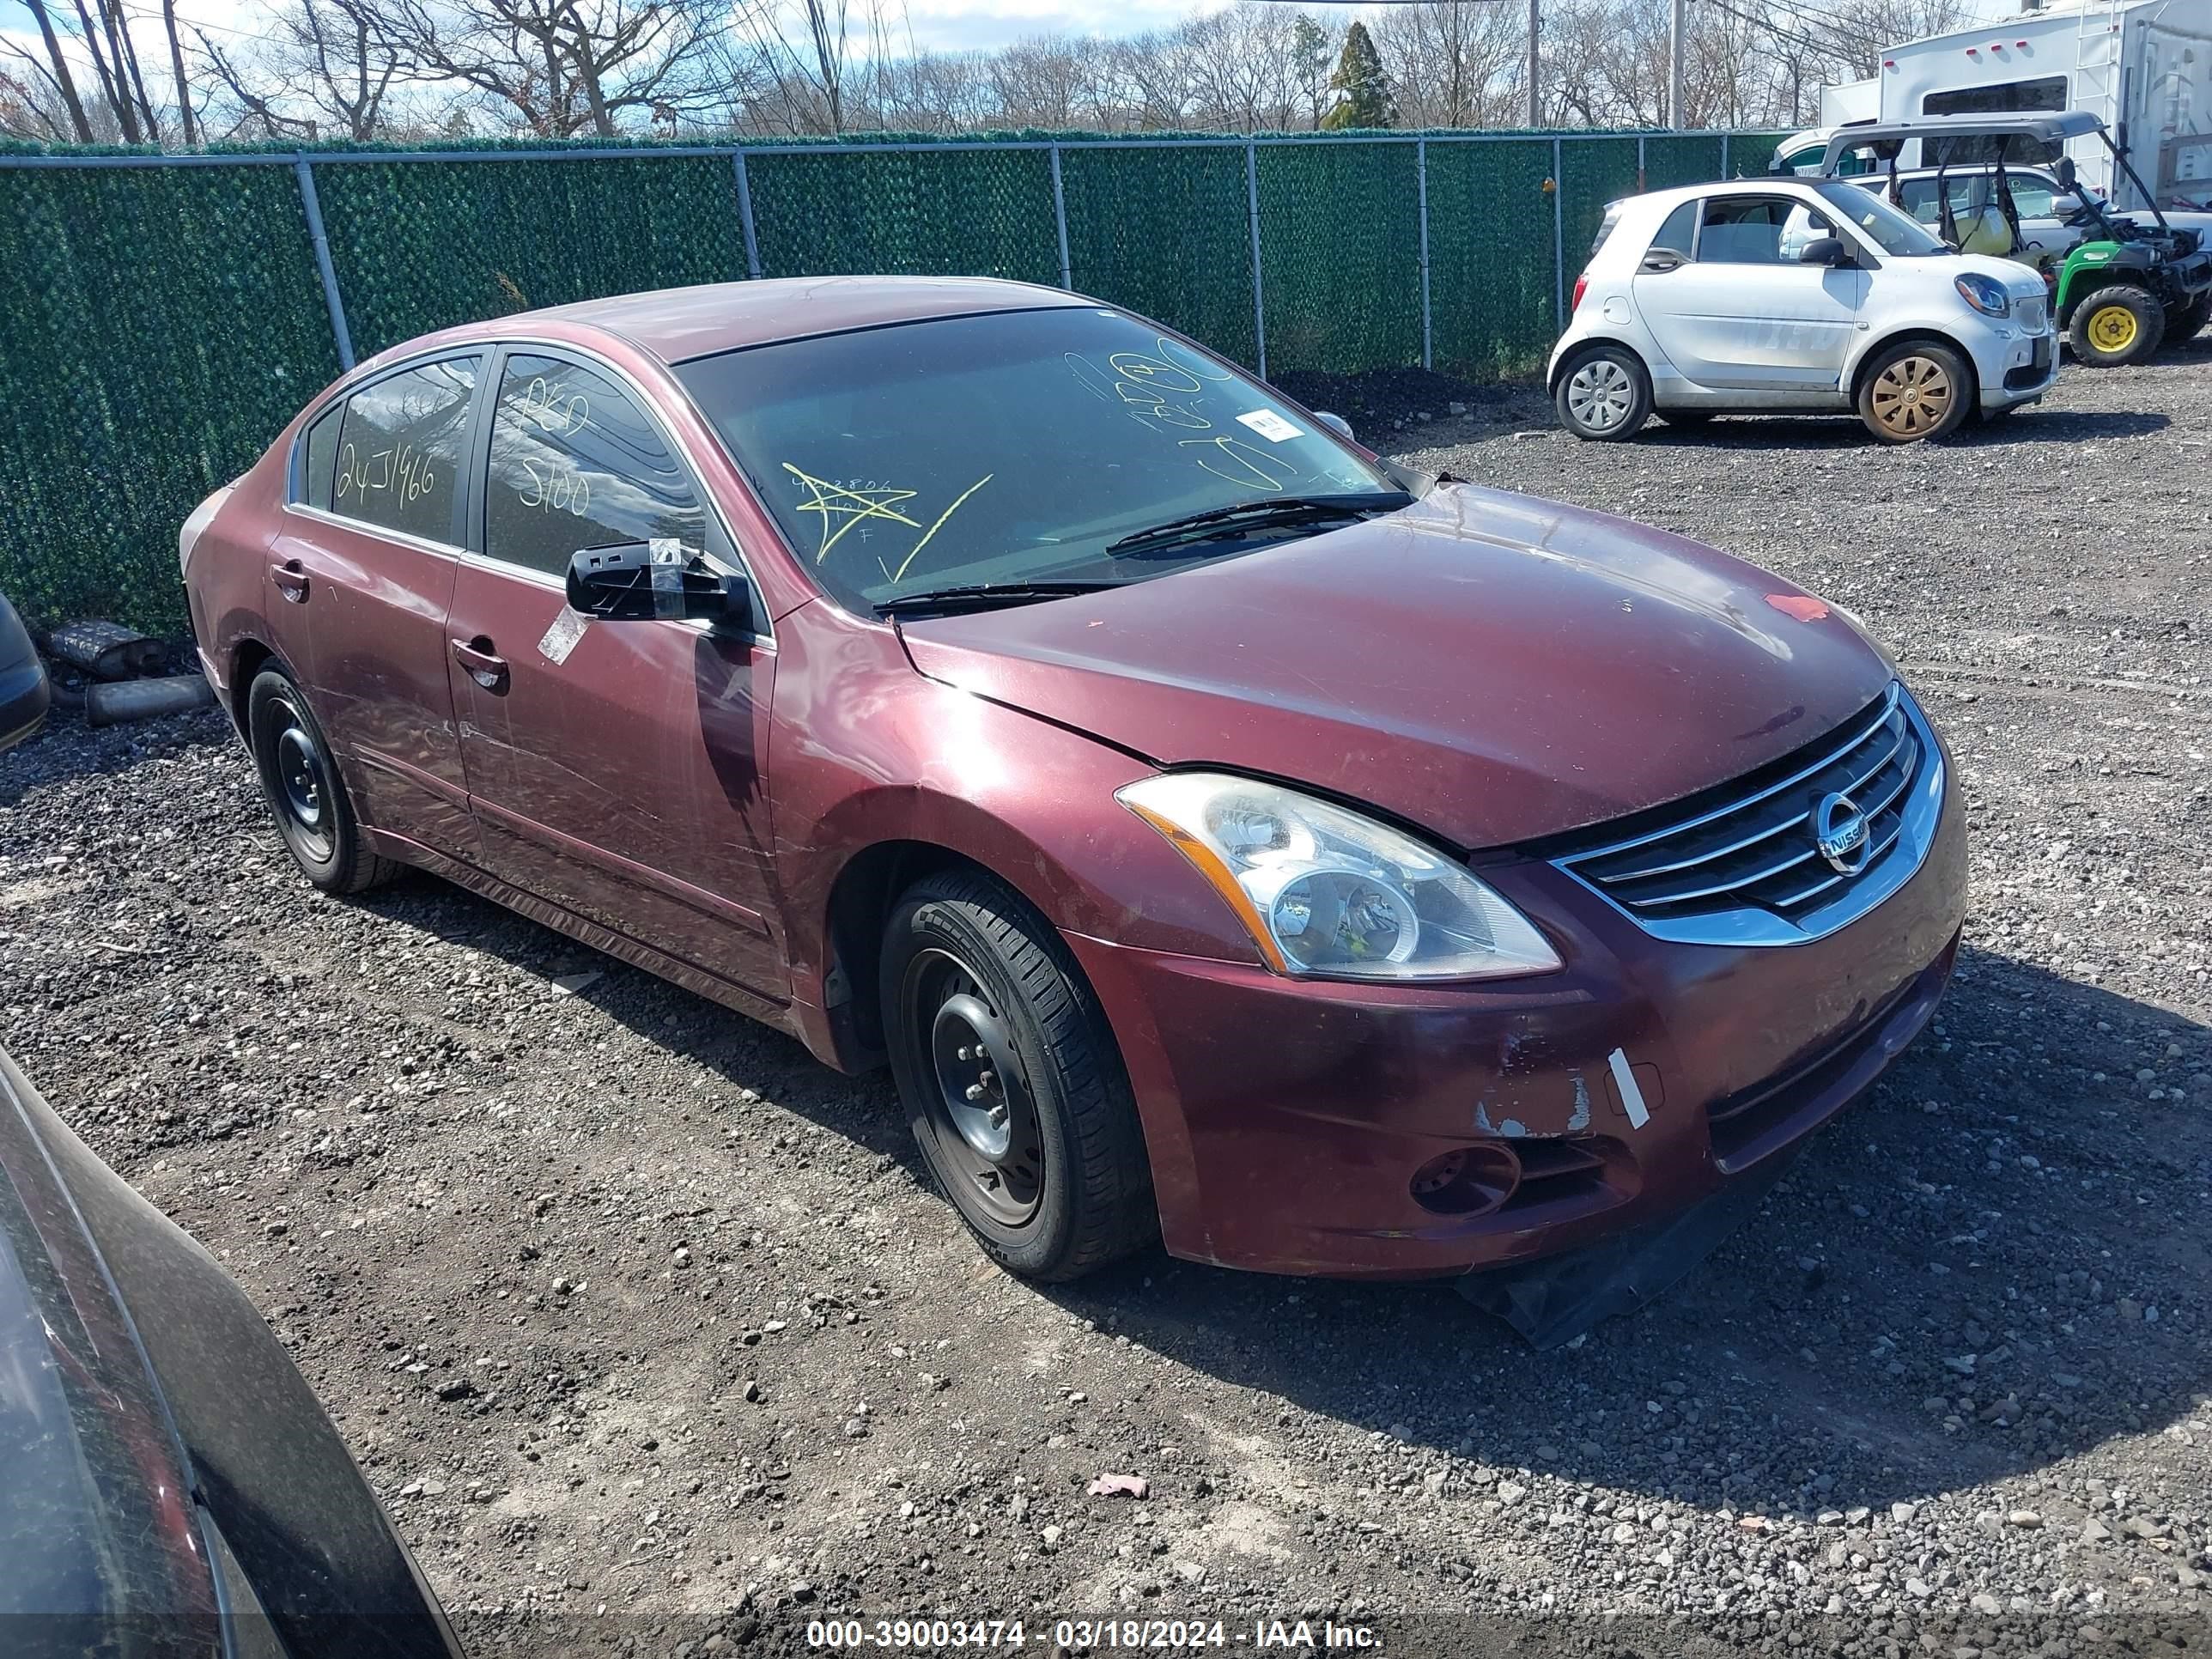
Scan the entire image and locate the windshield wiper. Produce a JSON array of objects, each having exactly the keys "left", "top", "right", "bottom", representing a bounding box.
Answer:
[
  {"left": 1104, "top": 491, "right": 1414, "bottom": 557},
  {"left": 875, "top": 580, "right": 1121, "bottom": 618}
]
